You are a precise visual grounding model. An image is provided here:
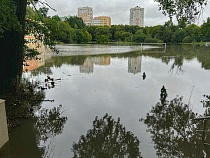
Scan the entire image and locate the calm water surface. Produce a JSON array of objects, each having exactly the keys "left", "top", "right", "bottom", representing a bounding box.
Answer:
[{"left": 3, "top": 44, "right": 210, "bottom": 158}]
